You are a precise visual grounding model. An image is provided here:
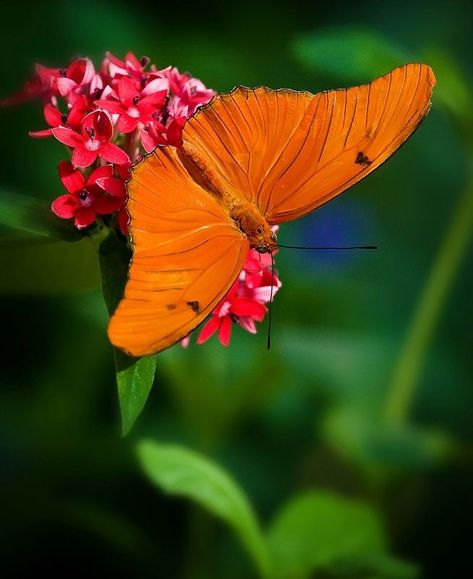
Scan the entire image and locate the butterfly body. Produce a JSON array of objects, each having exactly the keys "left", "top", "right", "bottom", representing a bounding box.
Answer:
[
  {"left": 109, "top": 64, "right": 436, "bottom": 356},
  {"left": 179, "top": 140, "right": 277, "bottom": 252}
]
